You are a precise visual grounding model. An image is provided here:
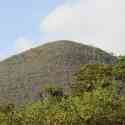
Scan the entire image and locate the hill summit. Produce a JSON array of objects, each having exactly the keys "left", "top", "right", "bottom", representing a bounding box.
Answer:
[{"left": 0, "top": 40, "right": 117, "bottom": 105}]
